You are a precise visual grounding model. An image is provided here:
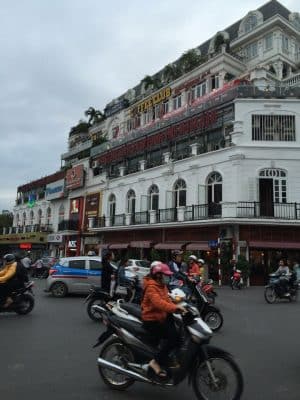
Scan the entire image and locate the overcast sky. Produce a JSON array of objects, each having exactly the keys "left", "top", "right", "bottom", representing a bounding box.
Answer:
[{"left": 0, "top": 0, "right": 298, "bottom": 212}]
